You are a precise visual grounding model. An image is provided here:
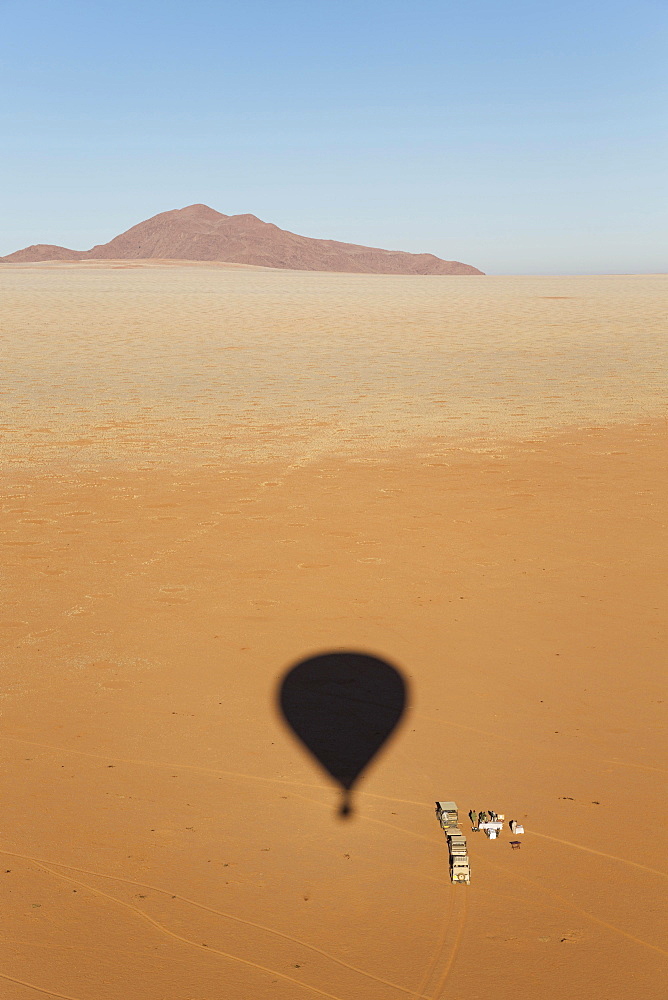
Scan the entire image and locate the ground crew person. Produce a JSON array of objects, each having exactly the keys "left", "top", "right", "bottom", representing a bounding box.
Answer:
[{"left": 469, "top": 809, "right": 478, "bottom": 829}]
